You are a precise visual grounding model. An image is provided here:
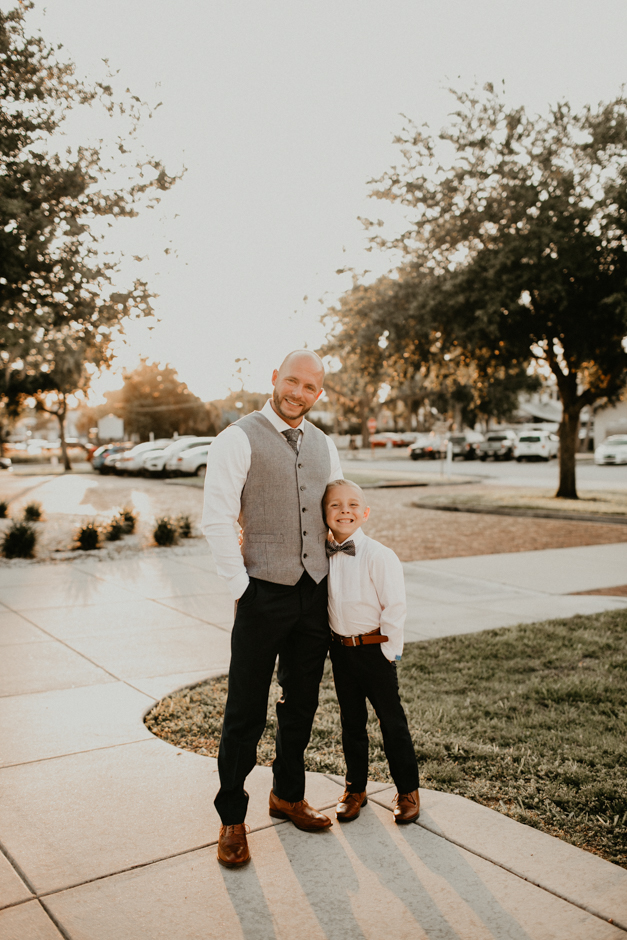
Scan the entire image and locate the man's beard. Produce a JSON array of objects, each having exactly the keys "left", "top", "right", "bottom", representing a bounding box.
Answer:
[{"left": 272, "top": 388, "right": 311, "bottom": 421}]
